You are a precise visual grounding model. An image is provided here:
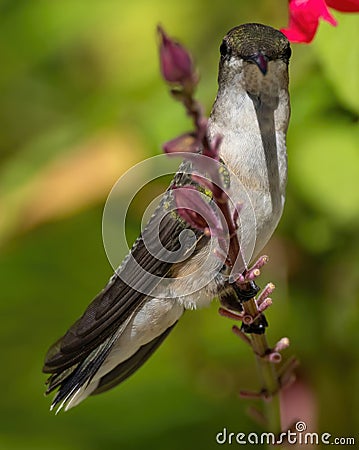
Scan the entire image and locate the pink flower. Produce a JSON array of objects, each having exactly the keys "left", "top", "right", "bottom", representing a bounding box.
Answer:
[
  {"left": 281, "top": 0, "right": 359, "bottom": 43},
  {"left": 173, "top": 185, "right": 223, "bottom": 236},
  {"left": 158, "top": 26, "right": 194, "bottom": 84},
  {"left": 326, "top": 0, "right": 359, "bottom": 11}
]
